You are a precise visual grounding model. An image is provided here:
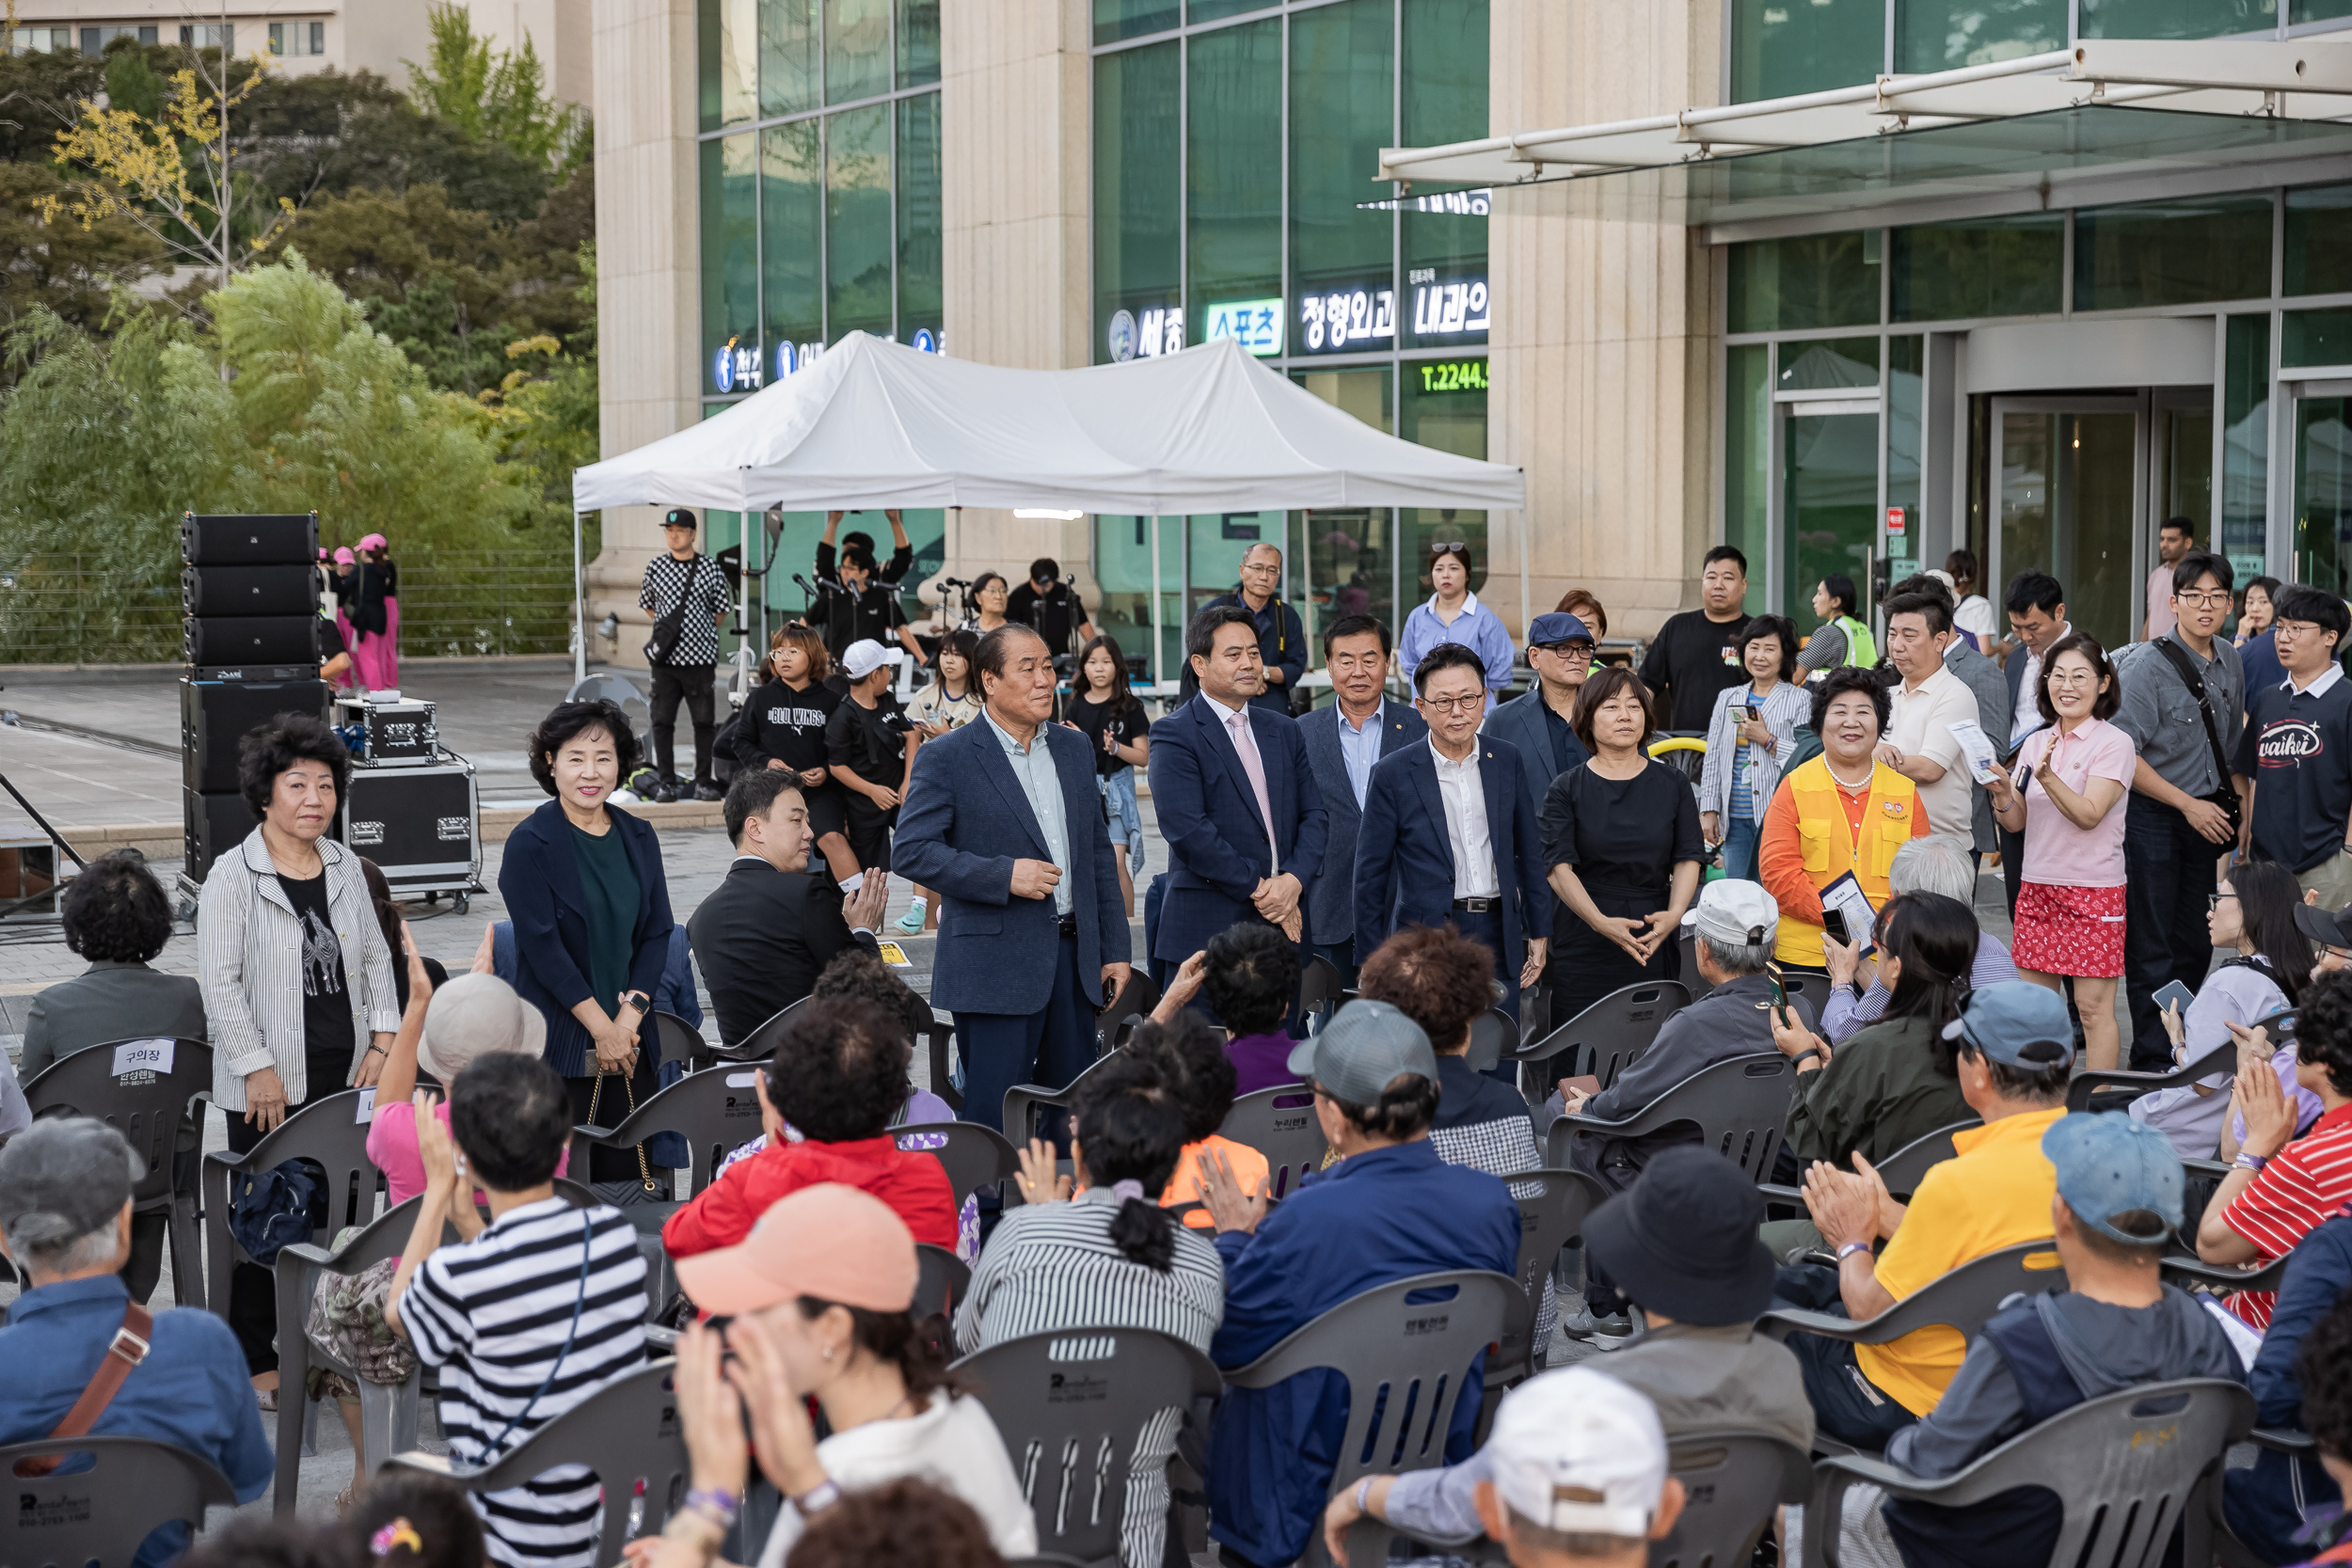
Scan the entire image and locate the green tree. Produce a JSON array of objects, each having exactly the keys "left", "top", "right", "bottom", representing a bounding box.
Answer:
[{"left": 405, "top": 4, "right": 586, "bottom": 172}]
